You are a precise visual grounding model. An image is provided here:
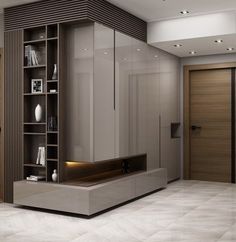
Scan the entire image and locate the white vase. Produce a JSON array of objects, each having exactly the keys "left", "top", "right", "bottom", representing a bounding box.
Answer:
[
  {"left": 52, "top": 64, "right": 57, "bottom": 80},
  {"left": 52, "top": 169, "right": 58, "bottom": 182},
  {"left": 35, "top": 104, "right": 42, "bottom": 122}
]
